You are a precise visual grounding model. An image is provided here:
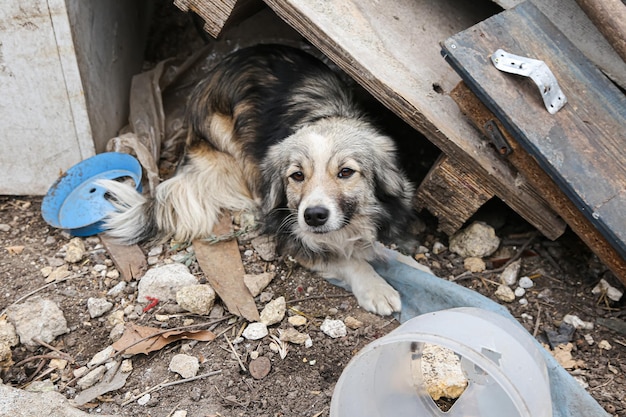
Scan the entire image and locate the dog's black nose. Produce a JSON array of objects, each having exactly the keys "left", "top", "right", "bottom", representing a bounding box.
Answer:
[{"left": 304, "top": 206, "right": 330, "bottom": 227}]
